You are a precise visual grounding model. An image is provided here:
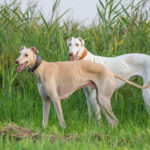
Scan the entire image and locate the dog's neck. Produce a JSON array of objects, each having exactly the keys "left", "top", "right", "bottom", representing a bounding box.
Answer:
[
  {"left": 78, "top": 47, "right": 88, "bottom": 60},
  {"left": 28, "top": 55, "right": 42, "bottom": 73},
  {"left": 78, "top": 47, "right": 96, "bottom": 62},
  {"left": 79, "top": 48, "right": 88, "bottom": 60}
]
